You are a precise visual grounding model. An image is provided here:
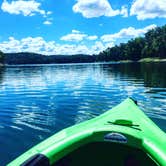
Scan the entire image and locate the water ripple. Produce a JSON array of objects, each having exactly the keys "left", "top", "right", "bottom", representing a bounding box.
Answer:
[{"left": 0, "top": 62, "right": 166, "bottom": 165}]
